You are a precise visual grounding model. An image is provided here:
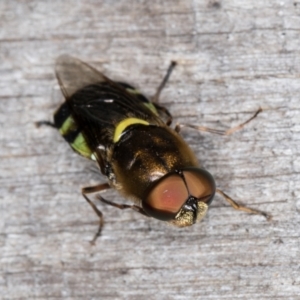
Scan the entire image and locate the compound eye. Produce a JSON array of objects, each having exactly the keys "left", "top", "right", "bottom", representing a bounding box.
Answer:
[
  {"left": 143, "top": 175, "right": 188, "bottom": 221},
  {"left": 183, "top": 168, "right": 216, "bottom": 205}
]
